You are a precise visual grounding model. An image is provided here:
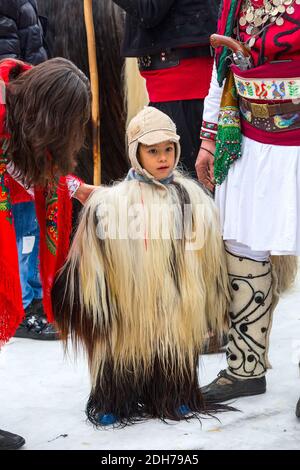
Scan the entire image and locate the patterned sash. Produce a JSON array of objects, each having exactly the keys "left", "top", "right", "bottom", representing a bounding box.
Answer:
[{"left": 234, "top": 75, "right": 300, "bottom": 101}]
